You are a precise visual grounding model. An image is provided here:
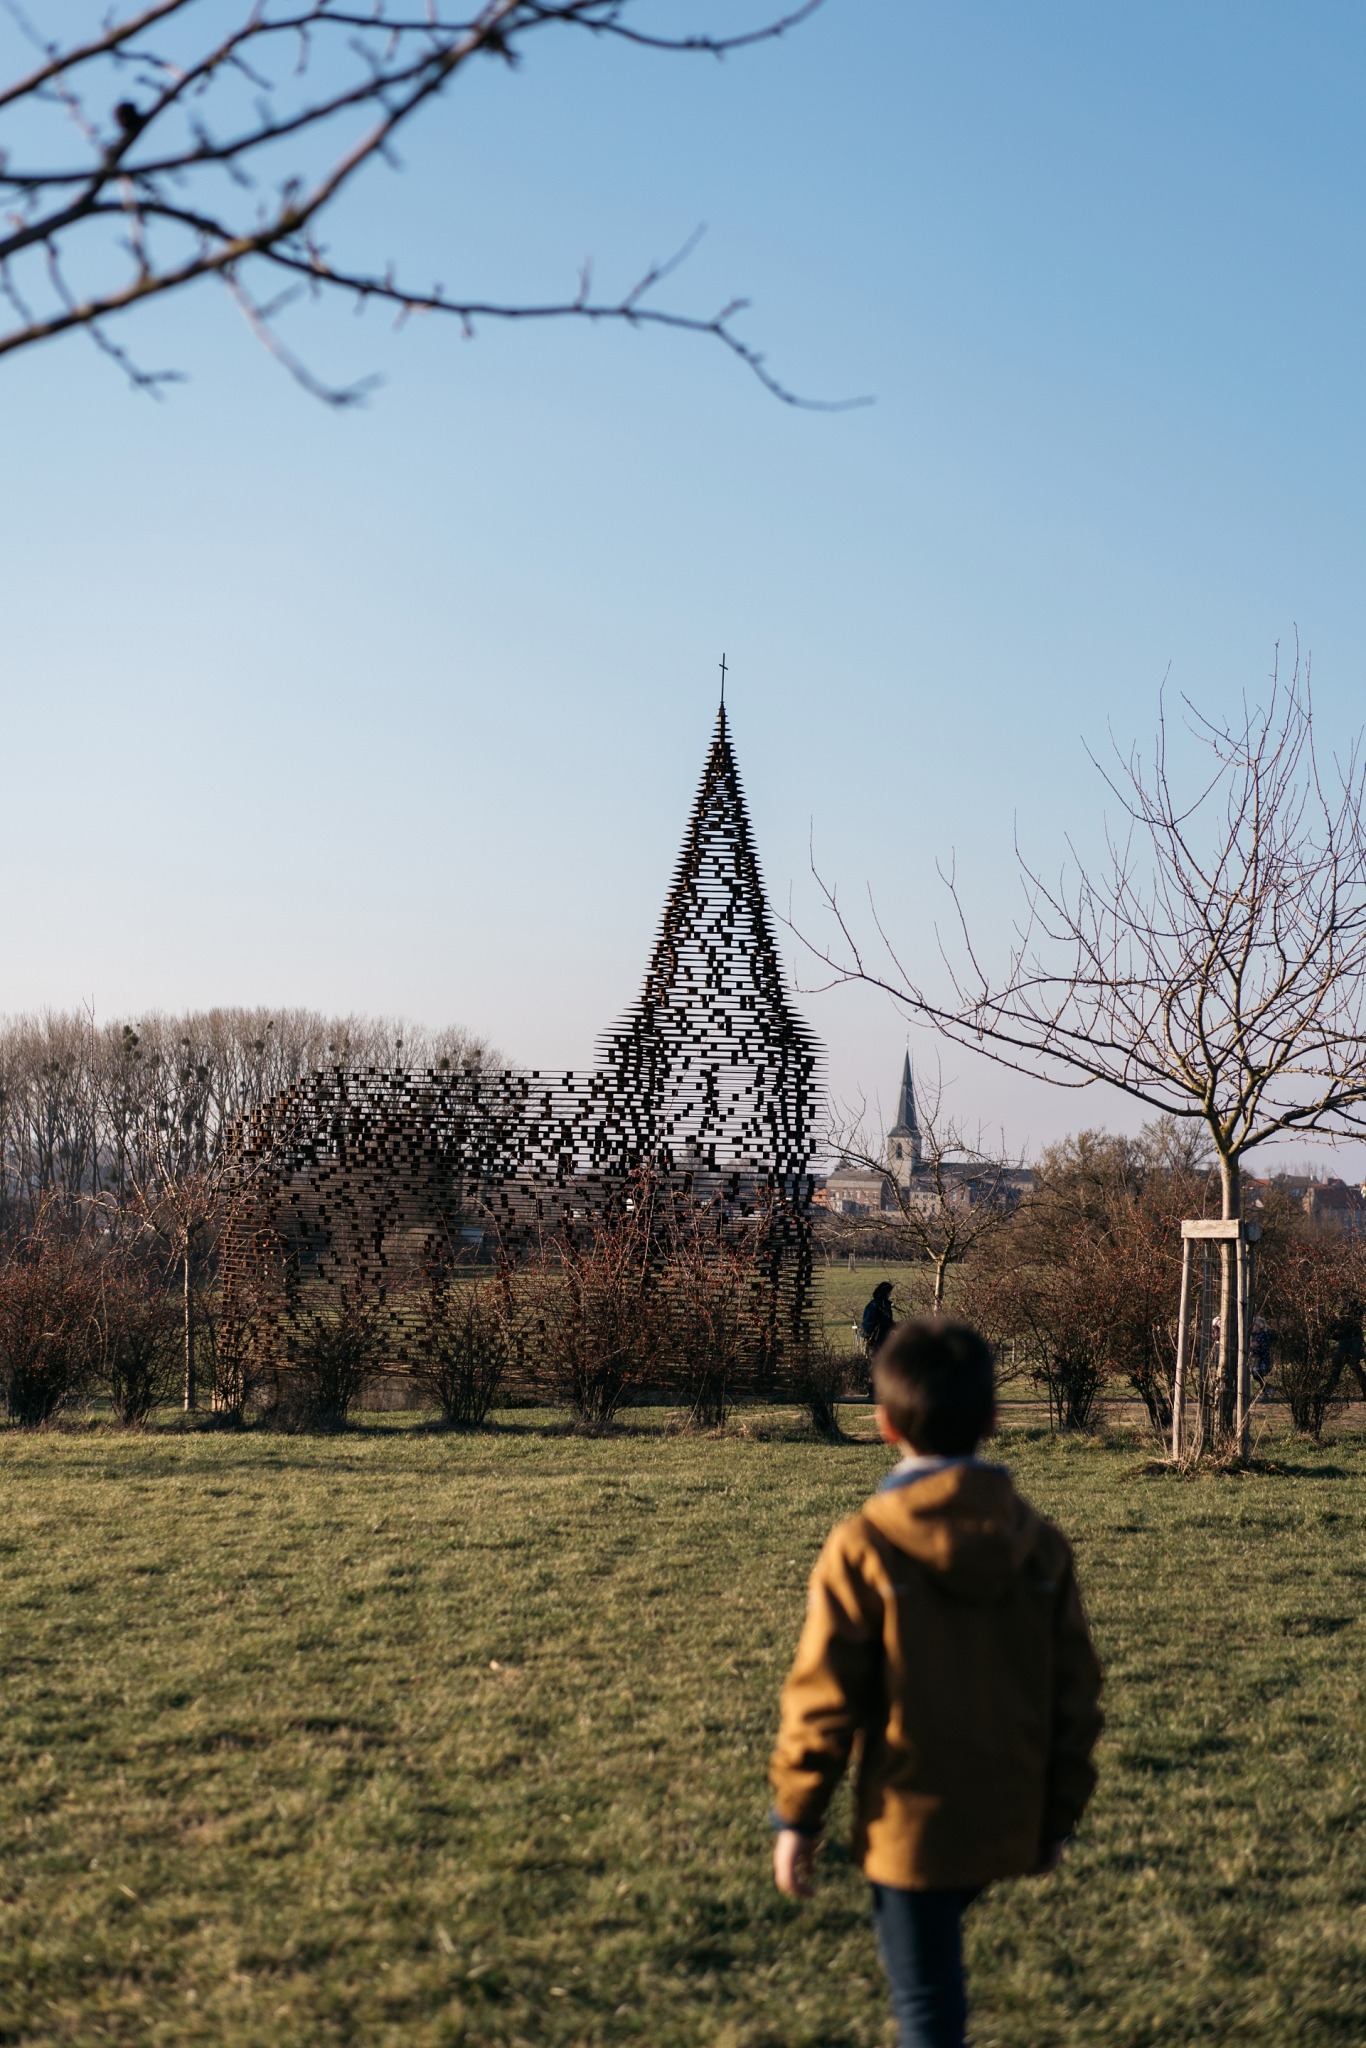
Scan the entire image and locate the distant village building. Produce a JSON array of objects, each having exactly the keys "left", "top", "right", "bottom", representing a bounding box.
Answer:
[
  {"left": 814, "top": 1054, "right": 1032, "bottom": 1220},
  {"left": 1246, "top": 1173, "right": 1366, "bottom": 1234}
]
